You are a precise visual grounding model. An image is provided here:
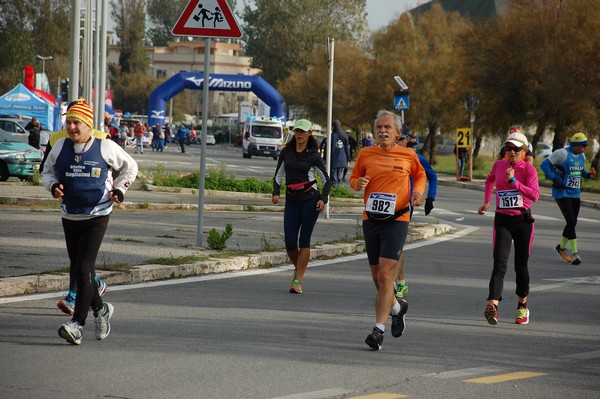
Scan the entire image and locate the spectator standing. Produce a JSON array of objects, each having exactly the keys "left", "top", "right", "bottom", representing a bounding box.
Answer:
[
  {"left": 119, "top": 123, "right": 130, "bottom": 148},
  {"left": 25, "top": 117, "right": 41, "bottom": 149},
  {"left": 454, "top": 145, "right": 468, "bottom": 177},
  {"left": 152, "top": 124, "right": 164, "bottom": 152},
  {"left": 362, "top": 132, "right": 375, "bottom": 147},
  {"left": 133, "top": 122, "right": 146, "bottom": 154},
  {"left": 177, "top": 124, "right": 188, "bottom": 153},
  {"left": 540, "top": 132, "right": 596, "bottom": 265},
  {"left": 342, "top": 129, "right": 357, "bottom": 182},
  {"left": 164, "top": 124, "right": 171, "bottom": 148},
  {"left": 321, "top": 120, "right": 351, "bottom": 186}
]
